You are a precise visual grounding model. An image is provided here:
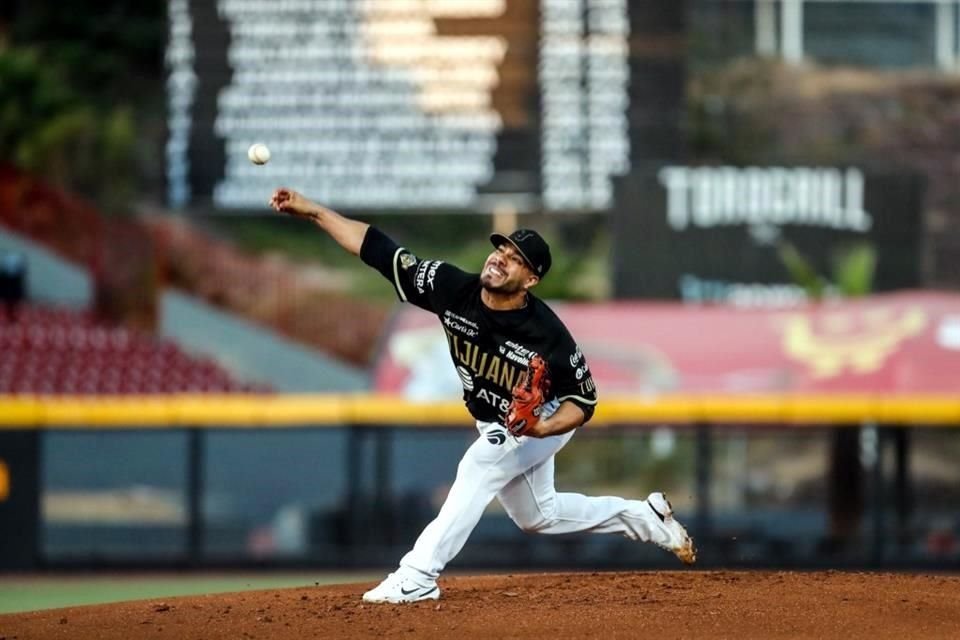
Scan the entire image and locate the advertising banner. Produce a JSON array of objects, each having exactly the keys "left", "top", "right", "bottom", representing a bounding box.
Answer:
[
  {"left": 612, "top": 166, "right": 924, "bottom": 303},
  {"left": 374, "top": 291, "right": 960, "bottom": 398}
]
